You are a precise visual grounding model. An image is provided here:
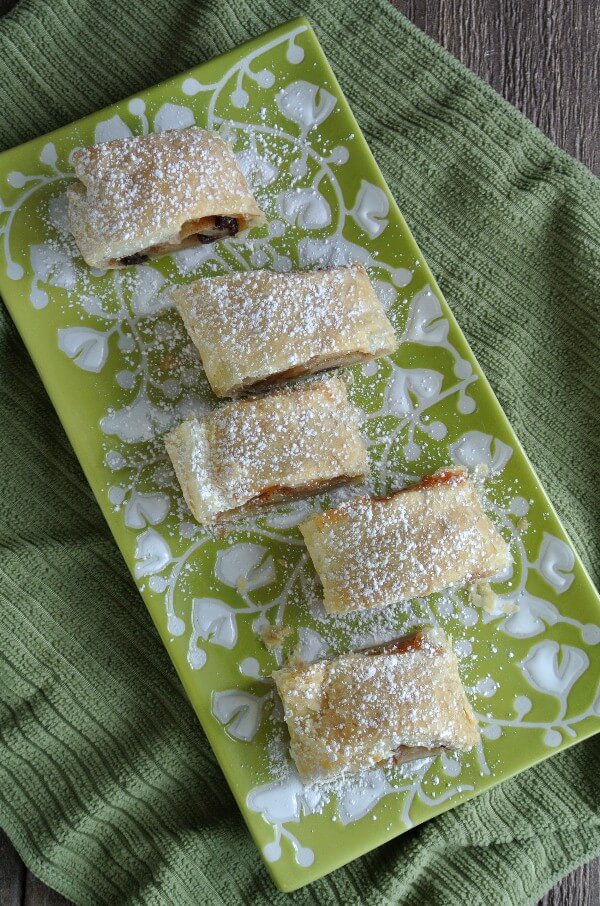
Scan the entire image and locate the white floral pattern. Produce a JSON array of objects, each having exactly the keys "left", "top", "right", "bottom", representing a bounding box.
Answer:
[{"left": 0, "top": 21, "right": 598, "bottom": 882}]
